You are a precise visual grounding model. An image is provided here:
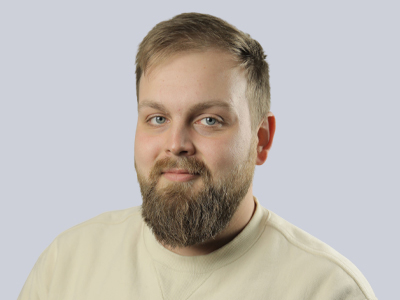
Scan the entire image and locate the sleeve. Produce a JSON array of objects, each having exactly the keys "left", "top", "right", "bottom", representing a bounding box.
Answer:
[
  {"left": 310, "top": 264, "right": 378, "bottom": 300},
  {"left": 17, "top": 240, "right": 58, "bottom": 300}
]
